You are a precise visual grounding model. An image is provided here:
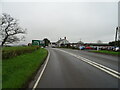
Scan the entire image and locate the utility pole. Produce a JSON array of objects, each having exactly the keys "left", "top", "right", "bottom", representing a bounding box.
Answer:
[
  {"left": 115, "top": 27, "right": 118, "bottom": 42},
  {"left": 118, "top": 27, "right": 120, "bottom": 41},
  {"left": 115, "top": 27, "right": 120, "bottom": 47}
]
